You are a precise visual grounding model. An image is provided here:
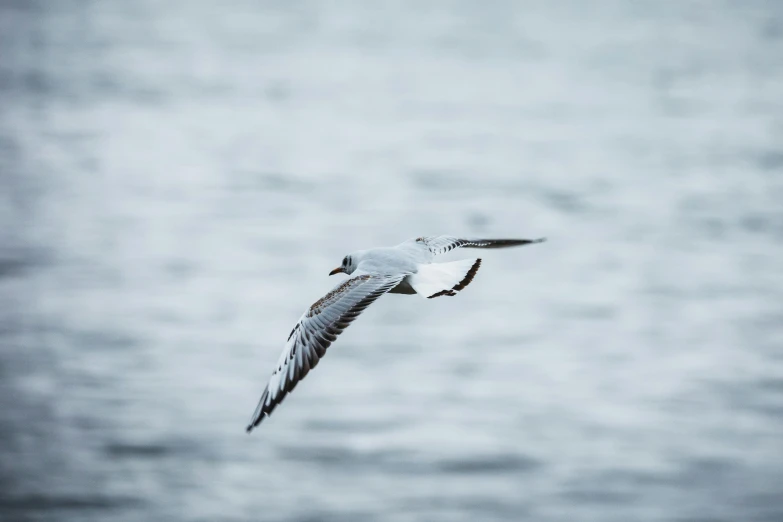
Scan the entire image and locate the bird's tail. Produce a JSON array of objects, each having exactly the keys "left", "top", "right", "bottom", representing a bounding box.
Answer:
[{"left": 408, "top": 258, "right": 481, "bottom": 298}]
